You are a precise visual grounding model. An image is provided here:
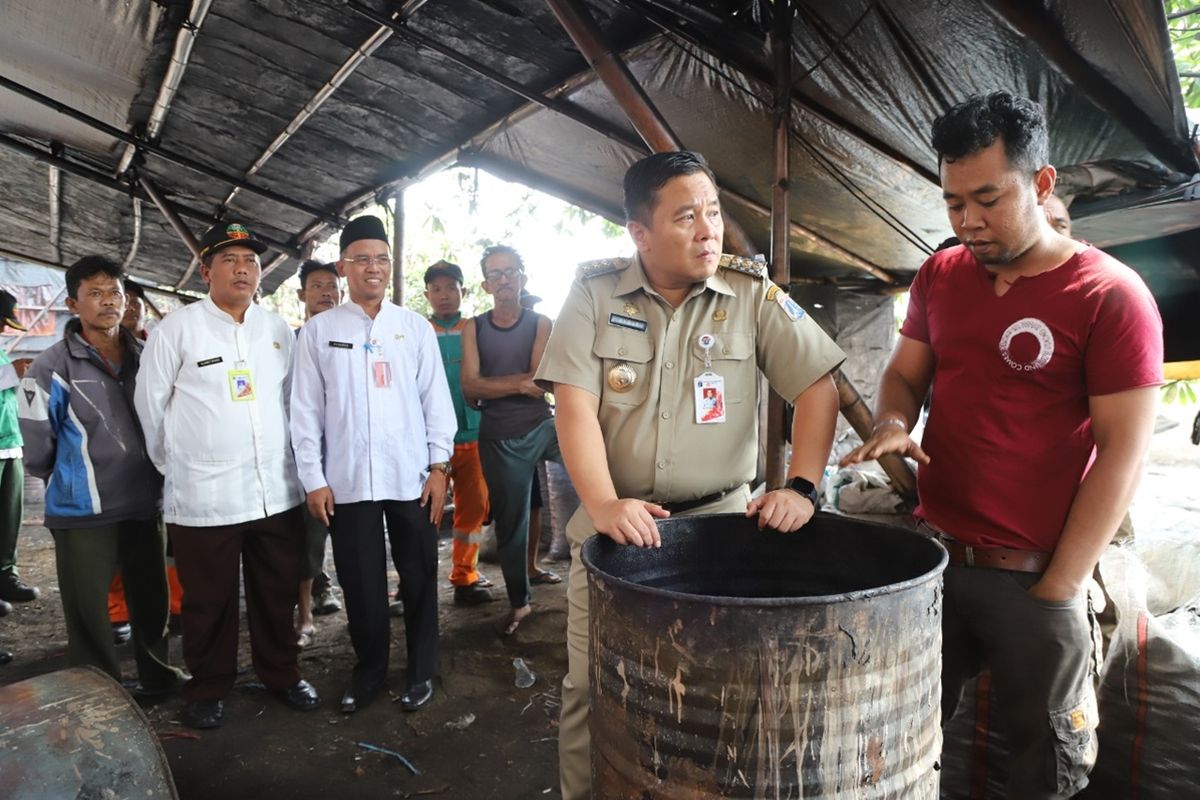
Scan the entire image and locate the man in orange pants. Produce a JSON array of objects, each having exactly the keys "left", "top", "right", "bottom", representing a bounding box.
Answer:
[
  {"left": 424, "top": 261, "right": 493, "bottom": 605},
  {"left": 108, "top": 281, "right": 181, "bottom": 643}
]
